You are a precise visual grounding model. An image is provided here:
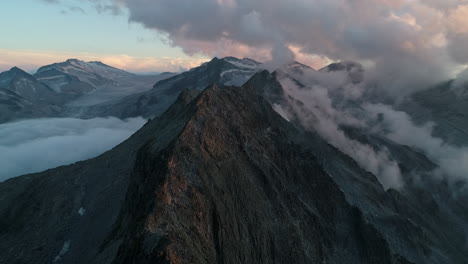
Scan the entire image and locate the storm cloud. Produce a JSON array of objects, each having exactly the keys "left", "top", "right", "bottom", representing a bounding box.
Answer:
[{"left": 0, "top": 117, "right": 145, "bottom": 182}]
